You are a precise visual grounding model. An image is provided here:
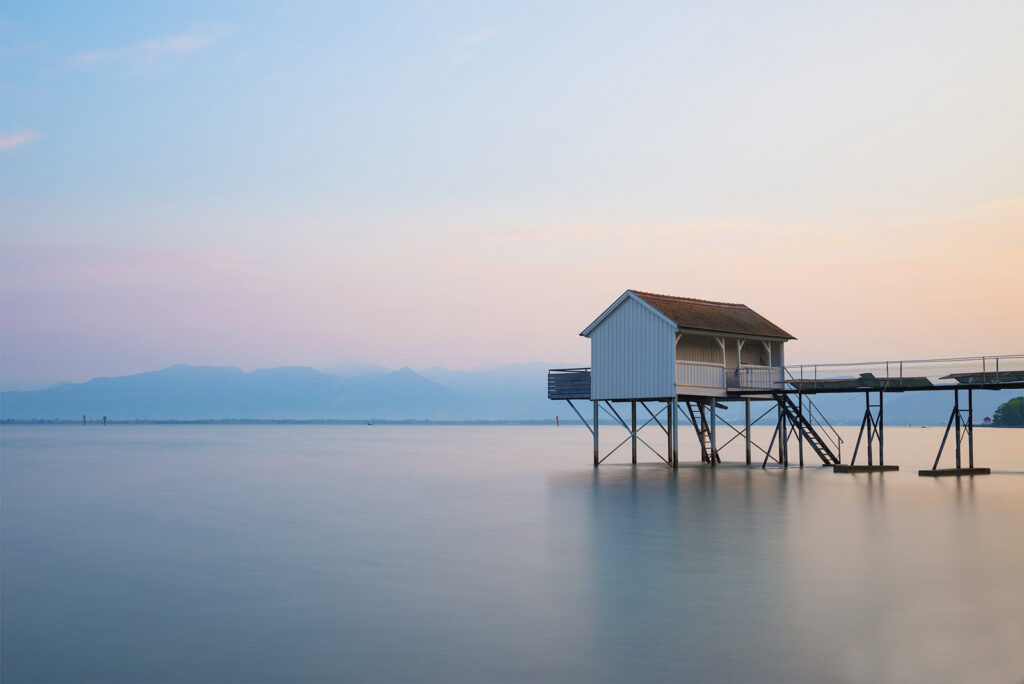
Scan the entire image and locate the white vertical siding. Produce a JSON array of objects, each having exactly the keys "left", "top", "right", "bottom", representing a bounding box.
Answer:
[
  {"left": 741, "top": 343, "right": 768, "bottom": 365},
  {"left": 590, "top": 296, "right": 675, "bottom": 400},
  {"left": 676, "top": 334, "right": 721, "bottom": 364}
]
